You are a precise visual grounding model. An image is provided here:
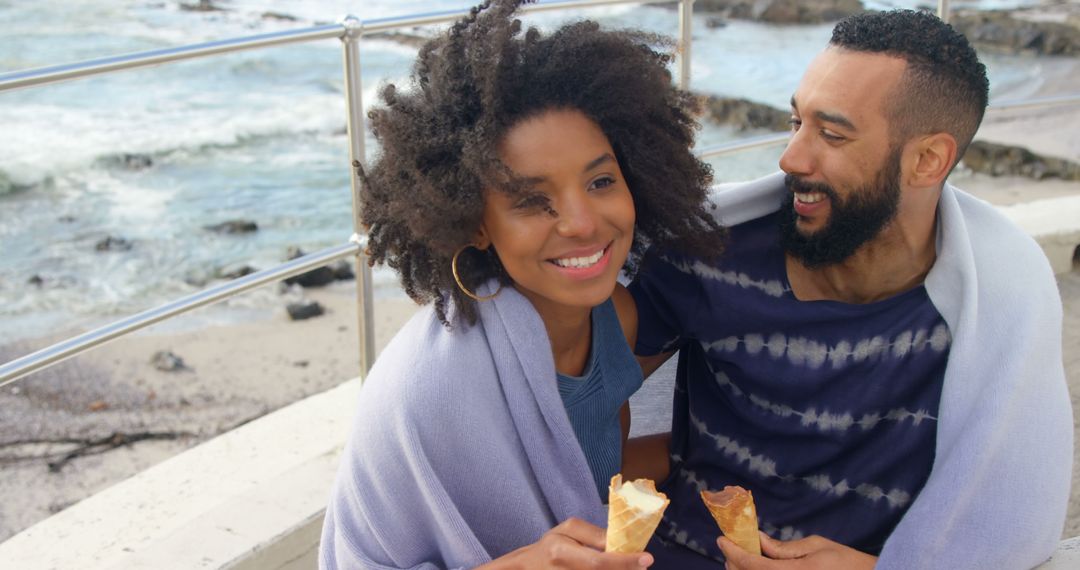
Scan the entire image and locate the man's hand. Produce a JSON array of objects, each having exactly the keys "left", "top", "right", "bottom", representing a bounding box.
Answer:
[
  {"left": 718, "top": 532, "right": 876, "bottom": 570},
  {"left": 480, "top": 518, "right": 653, "bottom": 569}
]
